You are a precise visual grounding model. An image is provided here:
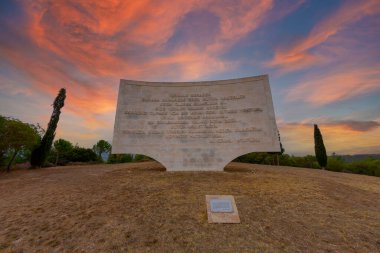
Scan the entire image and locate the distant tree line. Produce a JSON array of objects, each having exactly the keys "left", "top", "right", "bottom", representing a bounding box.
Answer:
[
  {"left": 233, "top": 124, "right": 380, "bottom": 177},
  {"left": 0, "top": 122, "right": 151, "bottom": 171},
  {"left": 233, "top": 152, "right": 379, "bottom": 177}
]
